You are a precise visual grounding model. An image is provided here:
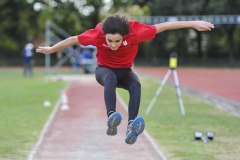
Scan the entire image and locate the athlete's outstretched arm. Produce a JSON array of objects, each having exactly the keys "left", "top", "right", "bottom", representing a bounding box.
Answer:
[
  {"left": 36, "top": 36, "right": 79, "bottom": 54},
  {"left": 155, "top": 21, "right": 214, "bottom": 33}
]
